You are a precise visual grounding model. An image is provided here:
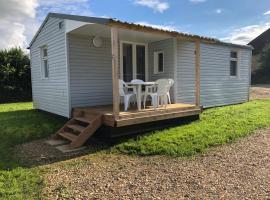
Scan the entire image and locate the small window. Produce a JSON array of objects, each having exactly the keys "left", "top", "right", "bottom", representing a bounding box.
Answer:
[
  {"left": 230, "top": 51, "right": 238, "bottom": 77},
  {"left": 230, "top": 51, "right": 237, "bottom": 59},
  {"left": 58, "top": 21, "right": 64, "bottom": 30},
  {"left": 41, "top": 46, "right": 49, "bottom": 78},
  {"left": 154, "top": 51, "right": 164, "bottom": 74}
]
